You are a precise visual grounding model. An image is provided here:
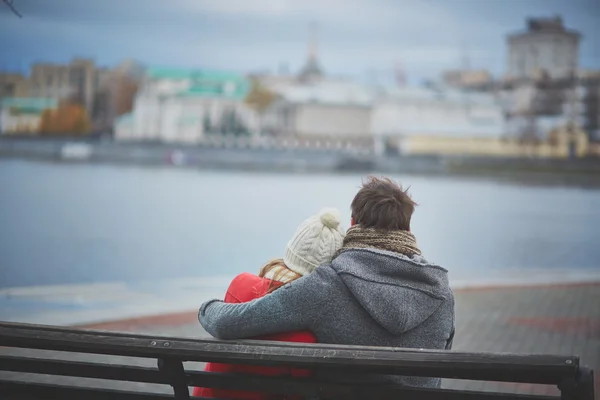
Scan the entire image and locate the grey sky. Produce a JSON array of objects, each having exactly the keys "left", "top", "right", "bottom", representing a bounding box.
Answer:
[{"left": 1, "top": 0, "right": 598, "bottom": 83}]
